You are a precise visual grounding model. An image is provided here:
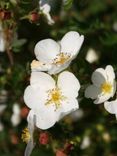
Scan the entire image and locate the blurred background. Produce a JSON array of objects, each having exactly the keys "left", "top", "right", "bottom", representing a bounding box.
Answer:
[{"left": 0, "top": 0, "right": 117, "bottom": 155}]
